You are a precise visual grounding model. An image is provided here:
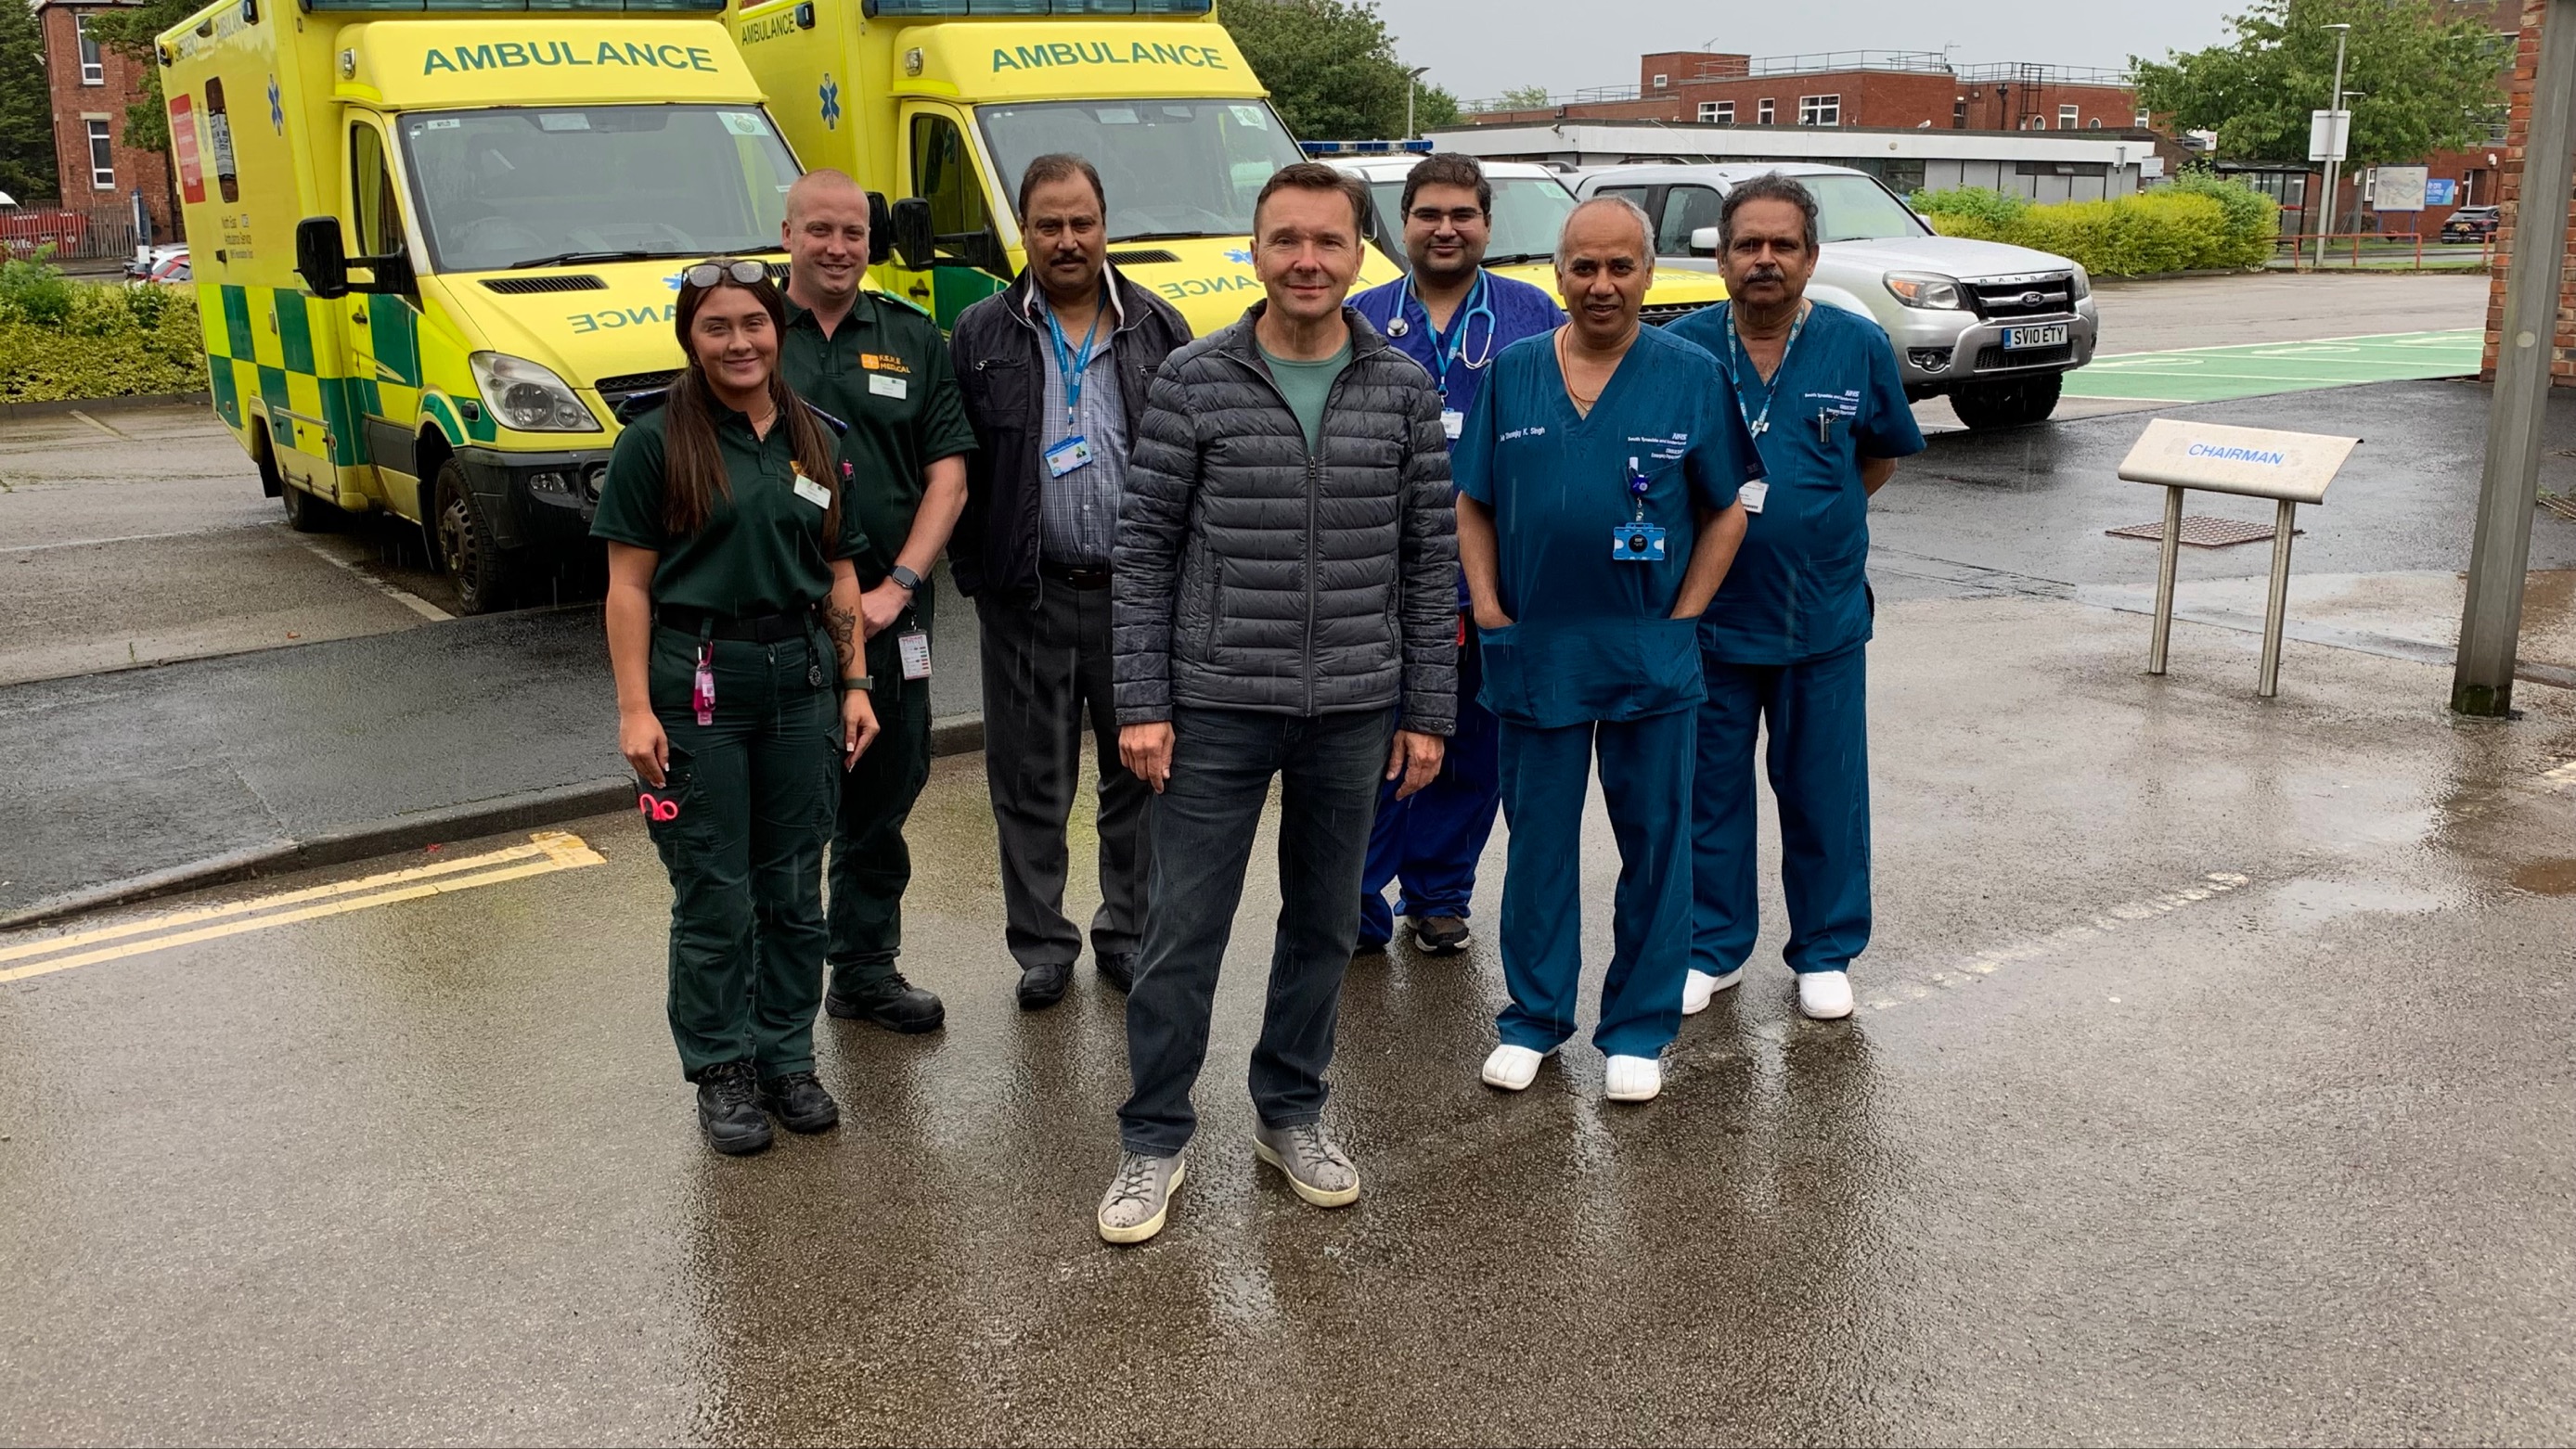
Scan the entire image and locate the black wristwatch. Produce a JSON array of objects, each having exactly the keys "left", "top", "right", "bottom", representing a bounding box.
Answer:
[{"left": 888, "top": 565, "right": 922, "bottom": 594}]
